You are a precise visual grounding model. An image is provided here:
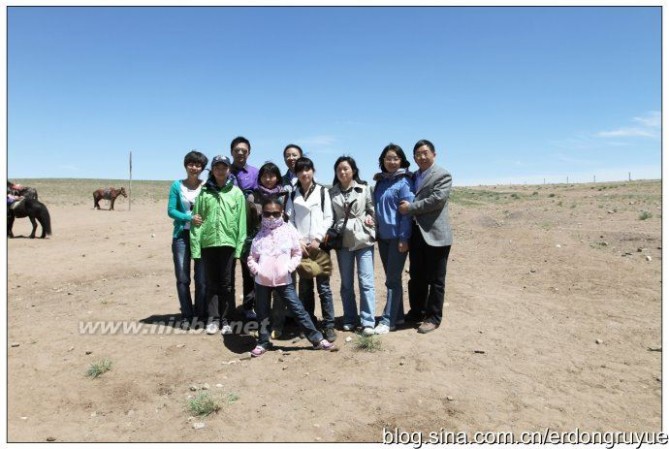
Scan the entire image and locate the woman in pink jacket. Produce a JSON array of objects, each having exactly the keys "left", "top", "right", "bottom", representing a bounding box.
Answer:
[{"left": 247, "top": 198, "right": 337, "bottom": 357}]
